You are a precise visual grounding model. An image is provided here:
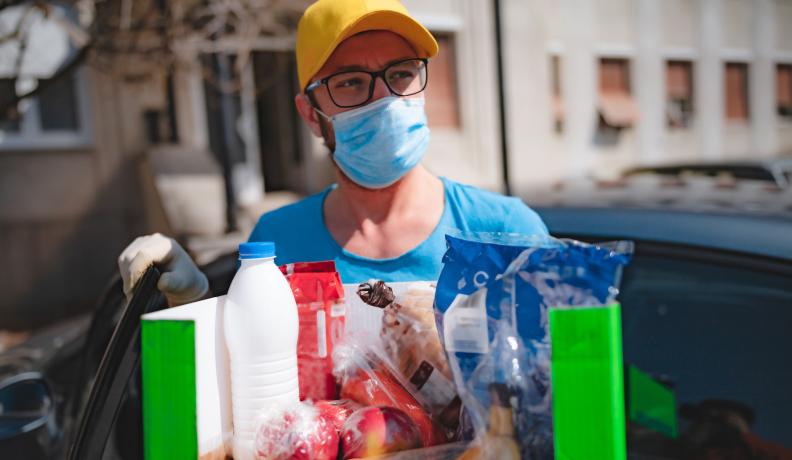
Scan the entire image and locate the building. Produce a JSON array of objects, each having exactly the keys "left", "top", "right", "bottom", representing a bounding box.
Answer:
[
  {"left": 504, "top": 0, "right": 792, "bottom": 191},
  {"left": 1, "top": 0, "right": 791, "bottom": 327}
]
